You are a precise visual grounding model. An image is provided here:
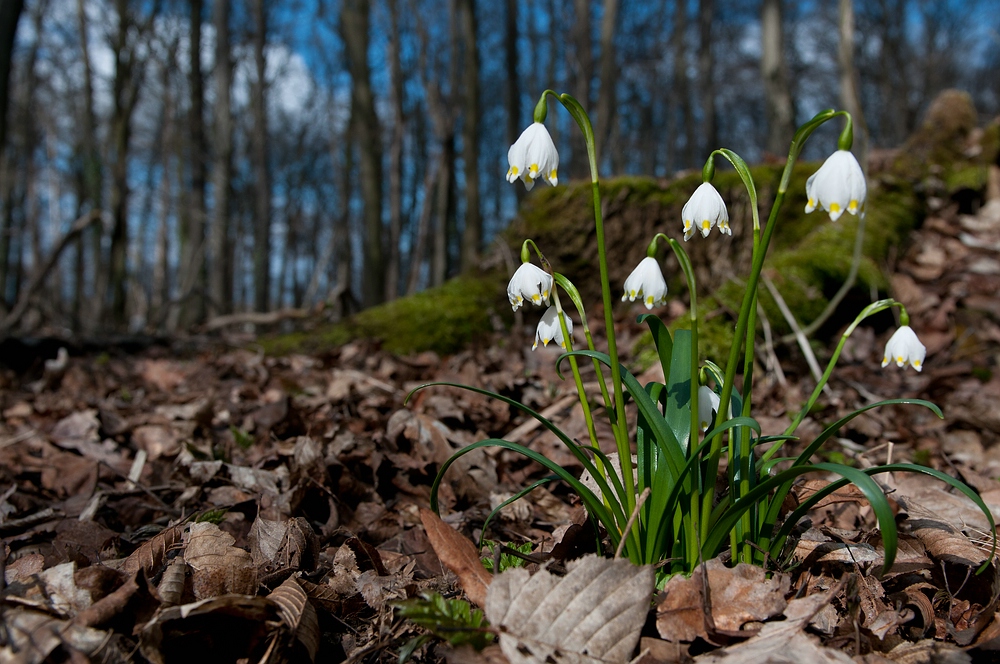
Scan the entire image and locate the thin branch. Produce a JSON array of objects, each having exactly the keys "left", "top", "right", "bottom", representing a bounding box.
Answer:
[{"left": 763, "top": 274, "right": 830, "bottom": 395}]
